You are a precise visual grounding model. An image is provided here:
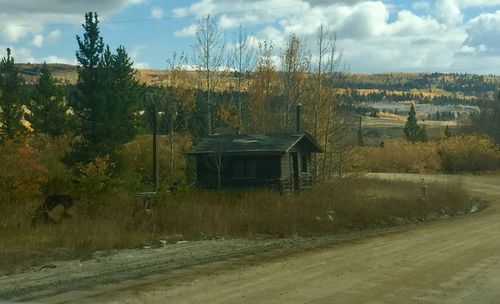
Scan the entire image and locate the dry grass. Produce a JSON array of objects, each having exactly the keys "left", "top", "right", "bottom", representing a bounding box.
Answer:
[
  {"left": 355, "top": 136, "right": 500, "bottom": 174},
  {"left": 0, "top": 177, "right": 470, "bottom": 274},
  {"left": 354, "top": 140, "right": 441, "bottom": 173}
]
